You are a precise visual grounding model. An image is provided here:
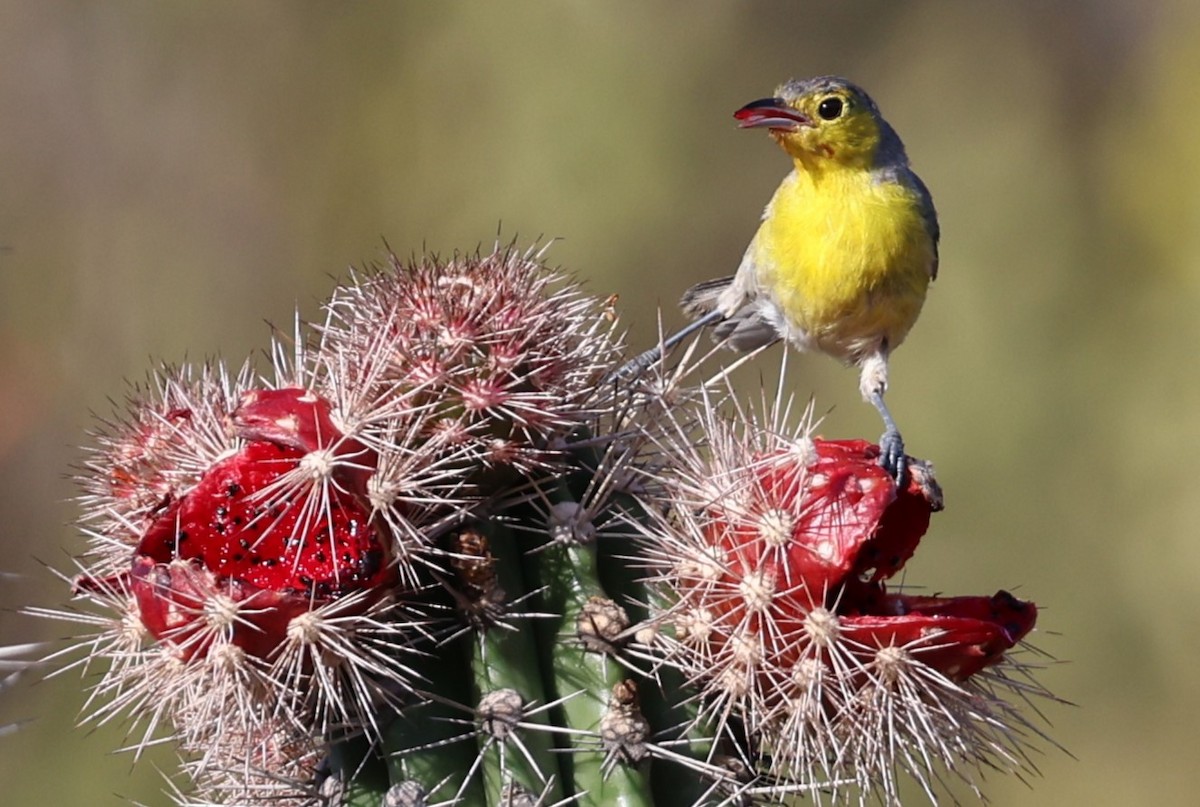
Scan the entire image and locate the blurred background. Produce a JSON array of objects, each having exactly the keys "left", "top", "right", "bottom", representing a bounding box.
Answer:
[{"left": 1, "top": 1, "right": 1197, "bottom": 804}]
